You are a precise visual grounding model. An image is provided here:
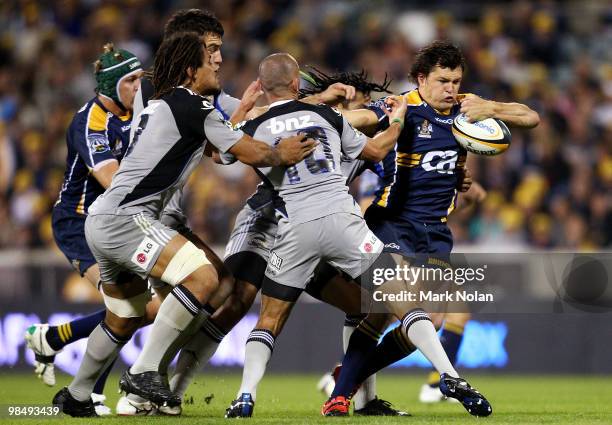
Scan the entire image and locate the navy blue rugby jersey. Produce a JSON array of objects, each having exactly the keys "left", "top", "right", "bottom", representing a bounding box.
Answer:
[
  {"left": 55, "top": 97, "right": 131, "bottom": 214},
  {"left": 368, "top": 89, "right": 467, "bottom": 223}
]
